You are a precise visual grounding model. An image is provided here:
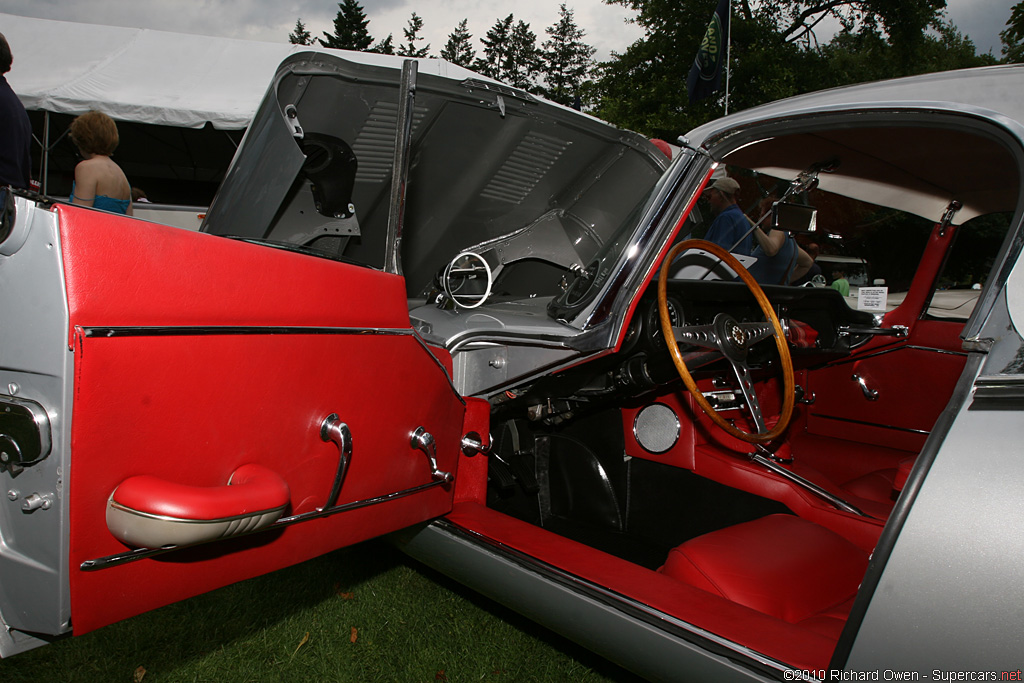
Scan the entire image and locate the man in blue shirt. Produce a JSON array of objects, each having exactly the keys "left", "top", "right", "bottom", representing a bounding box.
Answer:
[
  {"left": 703, "top": 177, "right": 753, "bottom": 255},
  {"left": 0, "top": 32, "right": 32, "bottom": 190}
]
